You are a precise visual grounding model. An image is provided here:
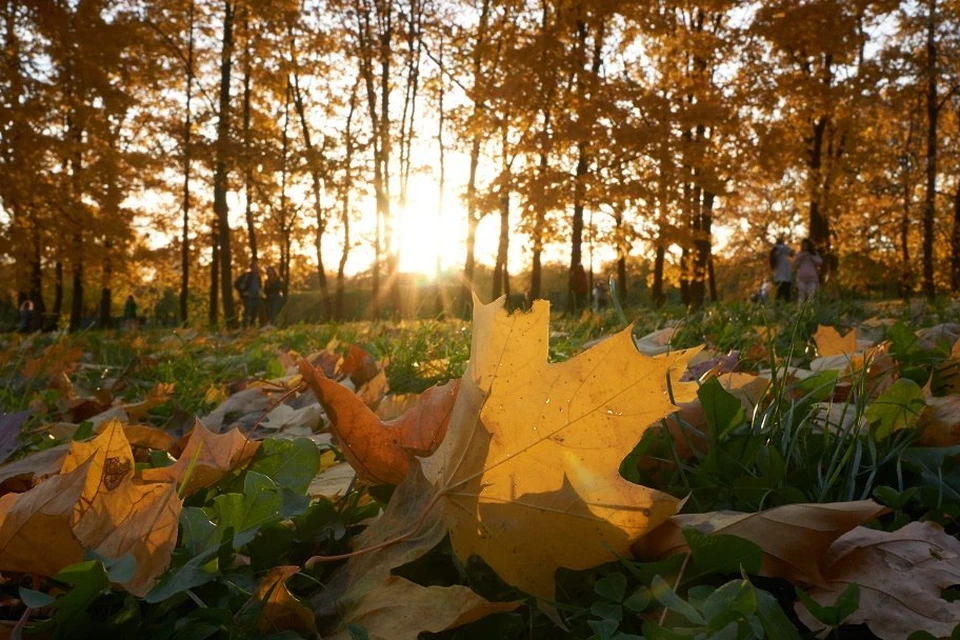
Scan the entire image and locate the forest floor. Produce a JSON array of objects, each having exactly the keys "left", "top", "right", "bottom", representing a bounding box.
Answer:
[{"left": 2, "top": 297, "right": 960, "bottom": 638}]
